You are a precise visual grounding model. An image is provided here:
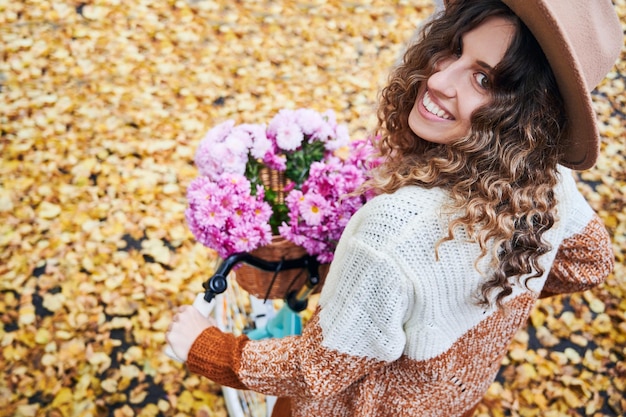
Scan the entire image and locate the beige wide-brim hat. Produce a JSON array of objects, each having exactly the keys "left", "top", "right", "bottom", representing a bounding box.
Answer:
[{"left": 445, "top": 0, "right": 623, "bottom": 170}]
